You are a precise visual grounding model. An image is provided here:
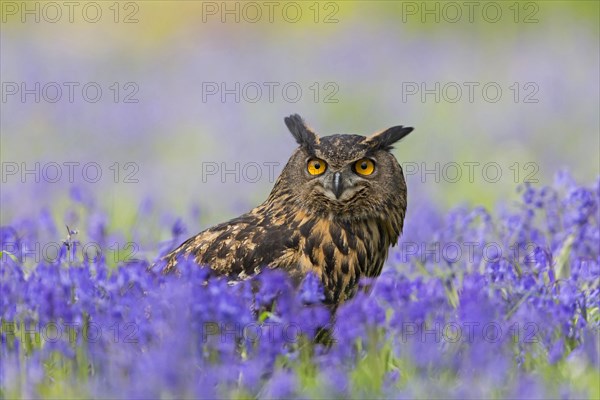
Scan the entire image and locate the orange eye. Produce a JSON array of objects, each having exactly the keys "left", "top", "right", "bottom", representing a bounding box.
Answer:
[
  {"left": 354, "top": 159, "right": 375, "bottom": 176},
  {"left": 307, "top": 158, "right": 327, "bottom": 176}
]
